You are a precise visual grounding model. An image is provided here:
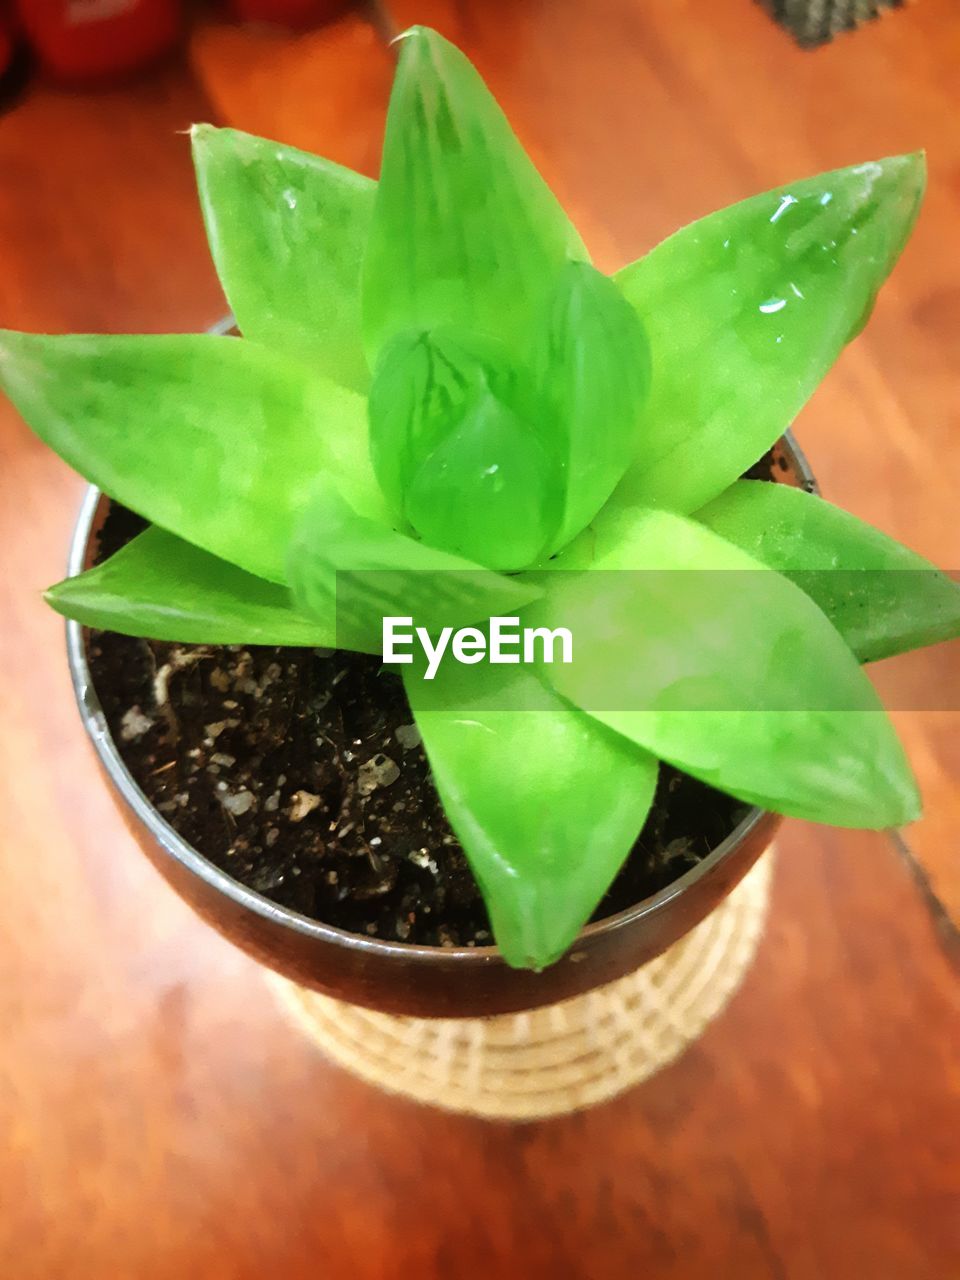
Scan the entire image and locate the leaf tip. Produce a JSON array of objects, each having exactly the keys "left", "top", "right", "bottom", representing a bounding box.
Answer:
[
  {"left": 864, "top": 149, "right": 927, "bottom": 221},
  {"left": 390, "top": 23, "right": 443, "bottom": 60},
  {"left": 391, "top": 24, "right": 462, "bottom": 75},
  {"left": 870, "top": 731, "right": 923, "bottom": 829},
  {"left": 890, "top": 767, "right": 923, "bottom": 828},
  {"left": 189, "top": 121, "right": 215, "bottom": 149},
  {"left": 190, "top": 122, "right": 246, "bottom": 172},
  {"left": 390, "top": 23, "right": 425, "bottom": 46},
  {"left": 42, "top": 579, "right": 72, "bottom": 619}
]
